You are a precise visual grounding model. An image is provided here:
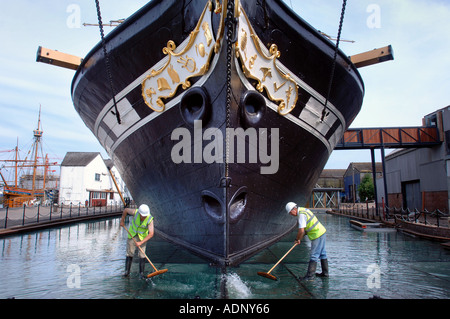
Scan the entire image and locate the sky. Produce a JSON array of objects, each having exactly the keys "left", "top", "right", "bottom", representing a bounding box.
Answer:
[{"left": 0, "top": 0, "right": 449, "bottom": 173}]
